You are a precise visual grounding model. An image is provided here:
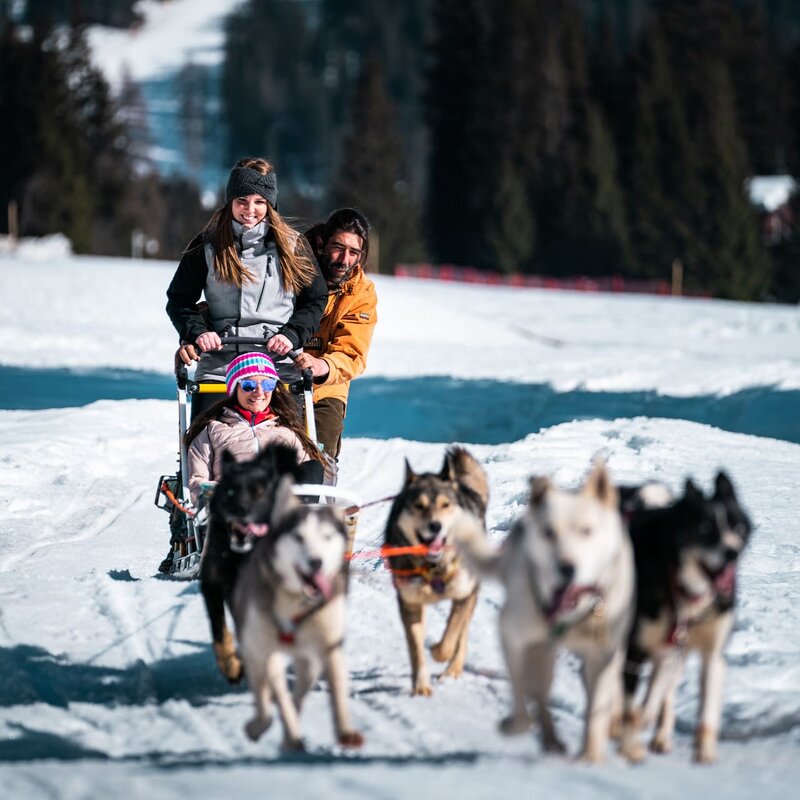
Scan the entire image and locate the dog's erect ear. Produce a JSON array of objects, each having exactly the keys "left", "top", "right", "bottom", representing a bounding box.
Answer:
[
  {"left": 583, "top": 458, "right": 618, "bottom": 508},
  {"left": 274, "top": 444, "right": 303, "bottom": 476},
  {"left": 684, "top": 478, "right": 704, "bottom": 503},
  {"left": 404, "top": 458, "right": 418, "bottom": 486},
  {"left": 439, "top": 451, "right": 457, "bottom": 482},
  {"left": 269, "top": 474, "right": 300, "bottom": 531},
  {"left": 220, "top": 449, "right": 237, "bottom": 474},
  {"left": 446, "top": 447, "right": 490, "bottom": 506},
  {"left": 530, "top": 476, "right": 551, "bottom": 508},
  {"left": 714, "top": 470, "right": 735, "bottom": 501}
]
